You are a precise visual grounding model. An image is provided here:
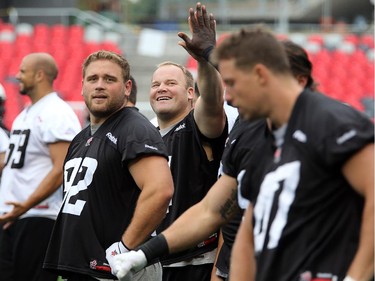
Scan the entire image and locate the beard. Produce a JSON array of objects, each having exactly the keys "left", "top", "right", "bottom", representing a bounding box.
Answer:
[
  {"left": 19, "top": 84, "right": 33, "bottom": 95},
  {"left": 85, "top": 99, "right": 124, "bottom": 120}
]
